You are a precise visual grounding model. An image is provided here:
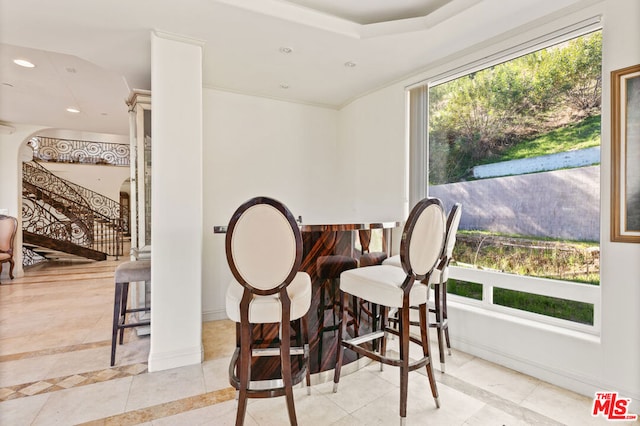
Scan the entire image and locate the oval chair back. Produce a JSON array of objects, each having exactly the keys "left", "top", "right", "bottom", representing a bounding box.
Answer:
[
  {"left": 399, "top": 197, "right": 447, "bottom": 283},
  {"left": 226, "top": 196, "right": 303, "bottom": 298},
  {"left": 442, "top": 203, "right": 462, "bottom": 265}
]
